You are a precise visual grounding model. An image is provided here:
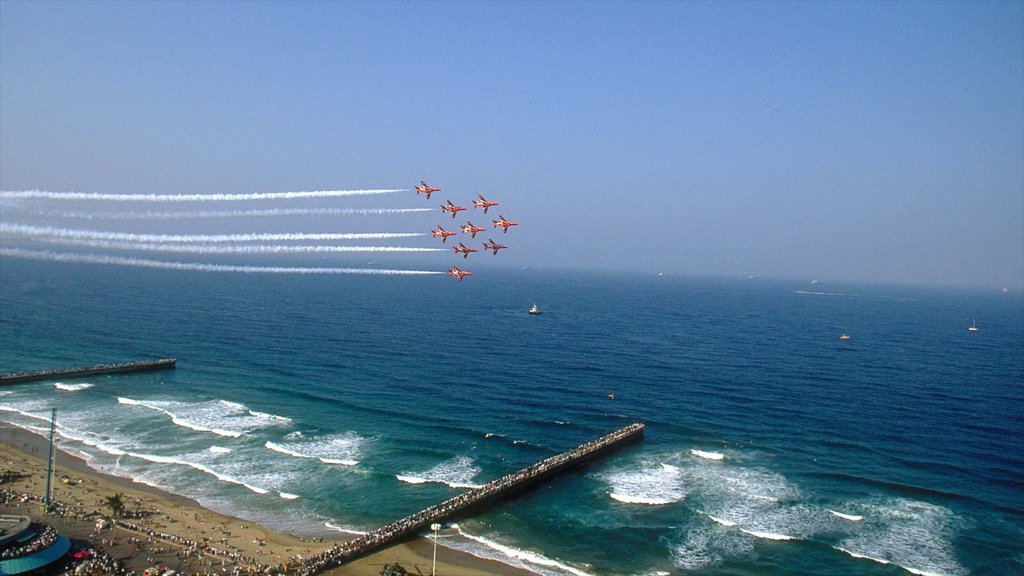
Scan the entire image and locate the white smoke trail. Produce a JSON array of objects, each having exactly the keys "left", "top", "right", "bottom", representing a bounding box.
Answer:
[
  {"left": 1, "top": 223, "right": 422, "bottom": 243},
  {"left": 24, "top": 237, "right": 446, "bottom": 254},
  {"left": 0, "top": 248, "right": 443, "bottom": 275},
  {"left": 24, "top": 207, "right": 434, "bottom": 220},
  {"left": 0, "top": 188, "right": 406, "bottom": 202}
]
